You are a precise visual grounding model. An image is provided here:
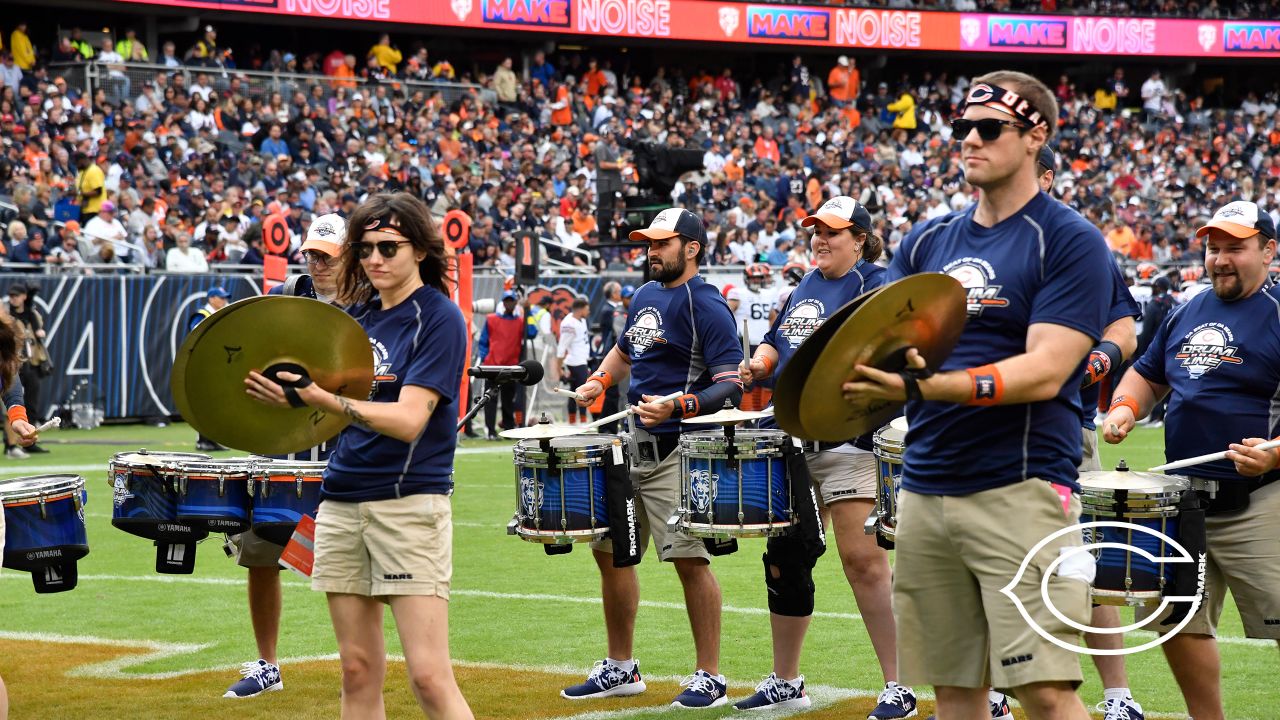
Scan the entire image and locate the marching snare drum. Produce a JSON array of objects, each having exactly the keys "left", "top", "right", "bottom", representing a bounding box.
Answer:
[
  {"left": 176, "top": 459, "right": 254, "bottom": 534},
  {"left": 1, "top": 474, "right": 89, "bottom": 592},
  {"left": 1079, "top": 471, "right": 1190, "bottom": 607},
  {"left": 510, "top": 434, "right": 622, "bottom": 544},
  {"left": 866, "top": 417, "right": 908, "bottom": 544},
  {"left": 108, "top": 451, "right": 211, "bottom": 542},
  {"left": 677, "top": 428, "right": 792, "bottom": 538},
  {"left": 251, "top": 459, "right": 325, "bottom": 546}
]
